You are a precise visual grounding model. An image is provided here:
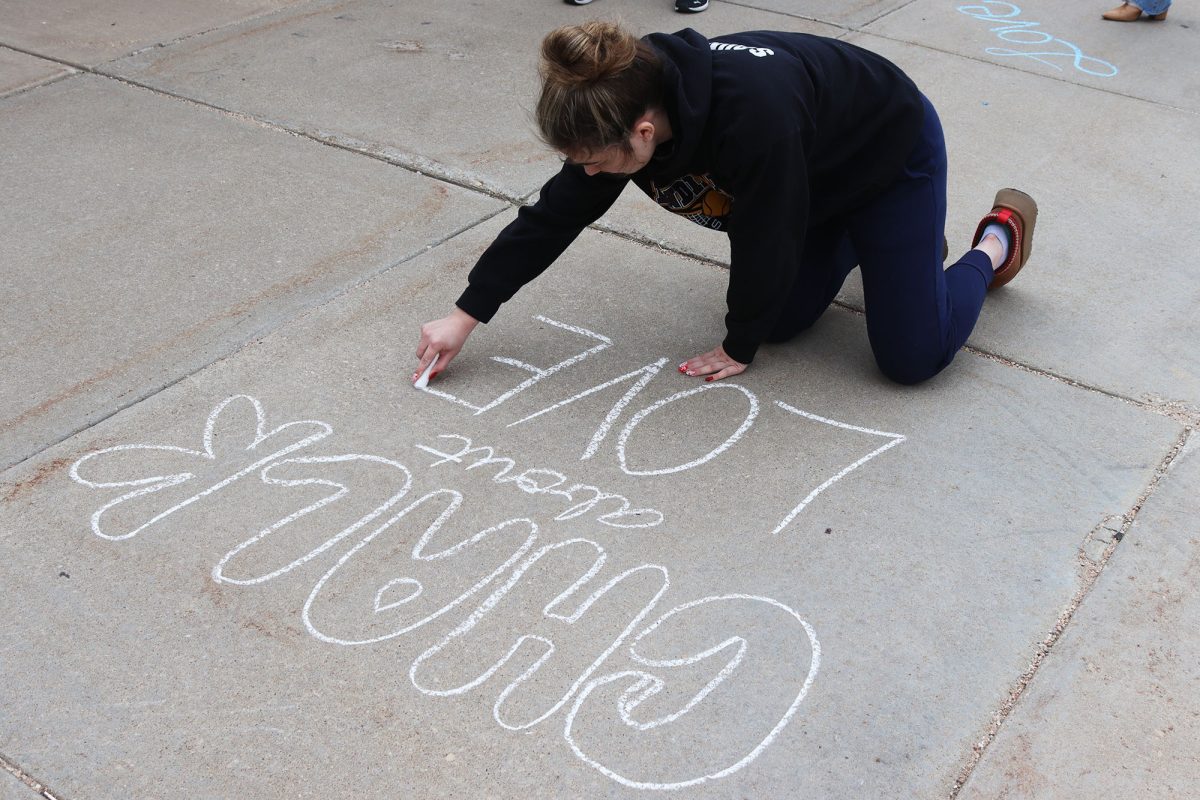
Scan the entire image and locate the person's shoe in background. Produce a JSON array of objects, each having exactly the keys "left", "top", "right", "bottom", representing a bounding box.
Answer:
[{"left": 675, "top": 0, "right": 709, "bottom": 12}]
